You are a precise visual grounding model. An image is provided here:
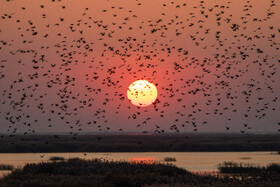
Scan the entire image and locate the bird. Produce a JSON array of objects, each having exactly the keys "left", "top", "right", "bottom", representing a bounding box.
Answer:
[{"left": 0, "top": 0, "right": 278, "bottom": 152}]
